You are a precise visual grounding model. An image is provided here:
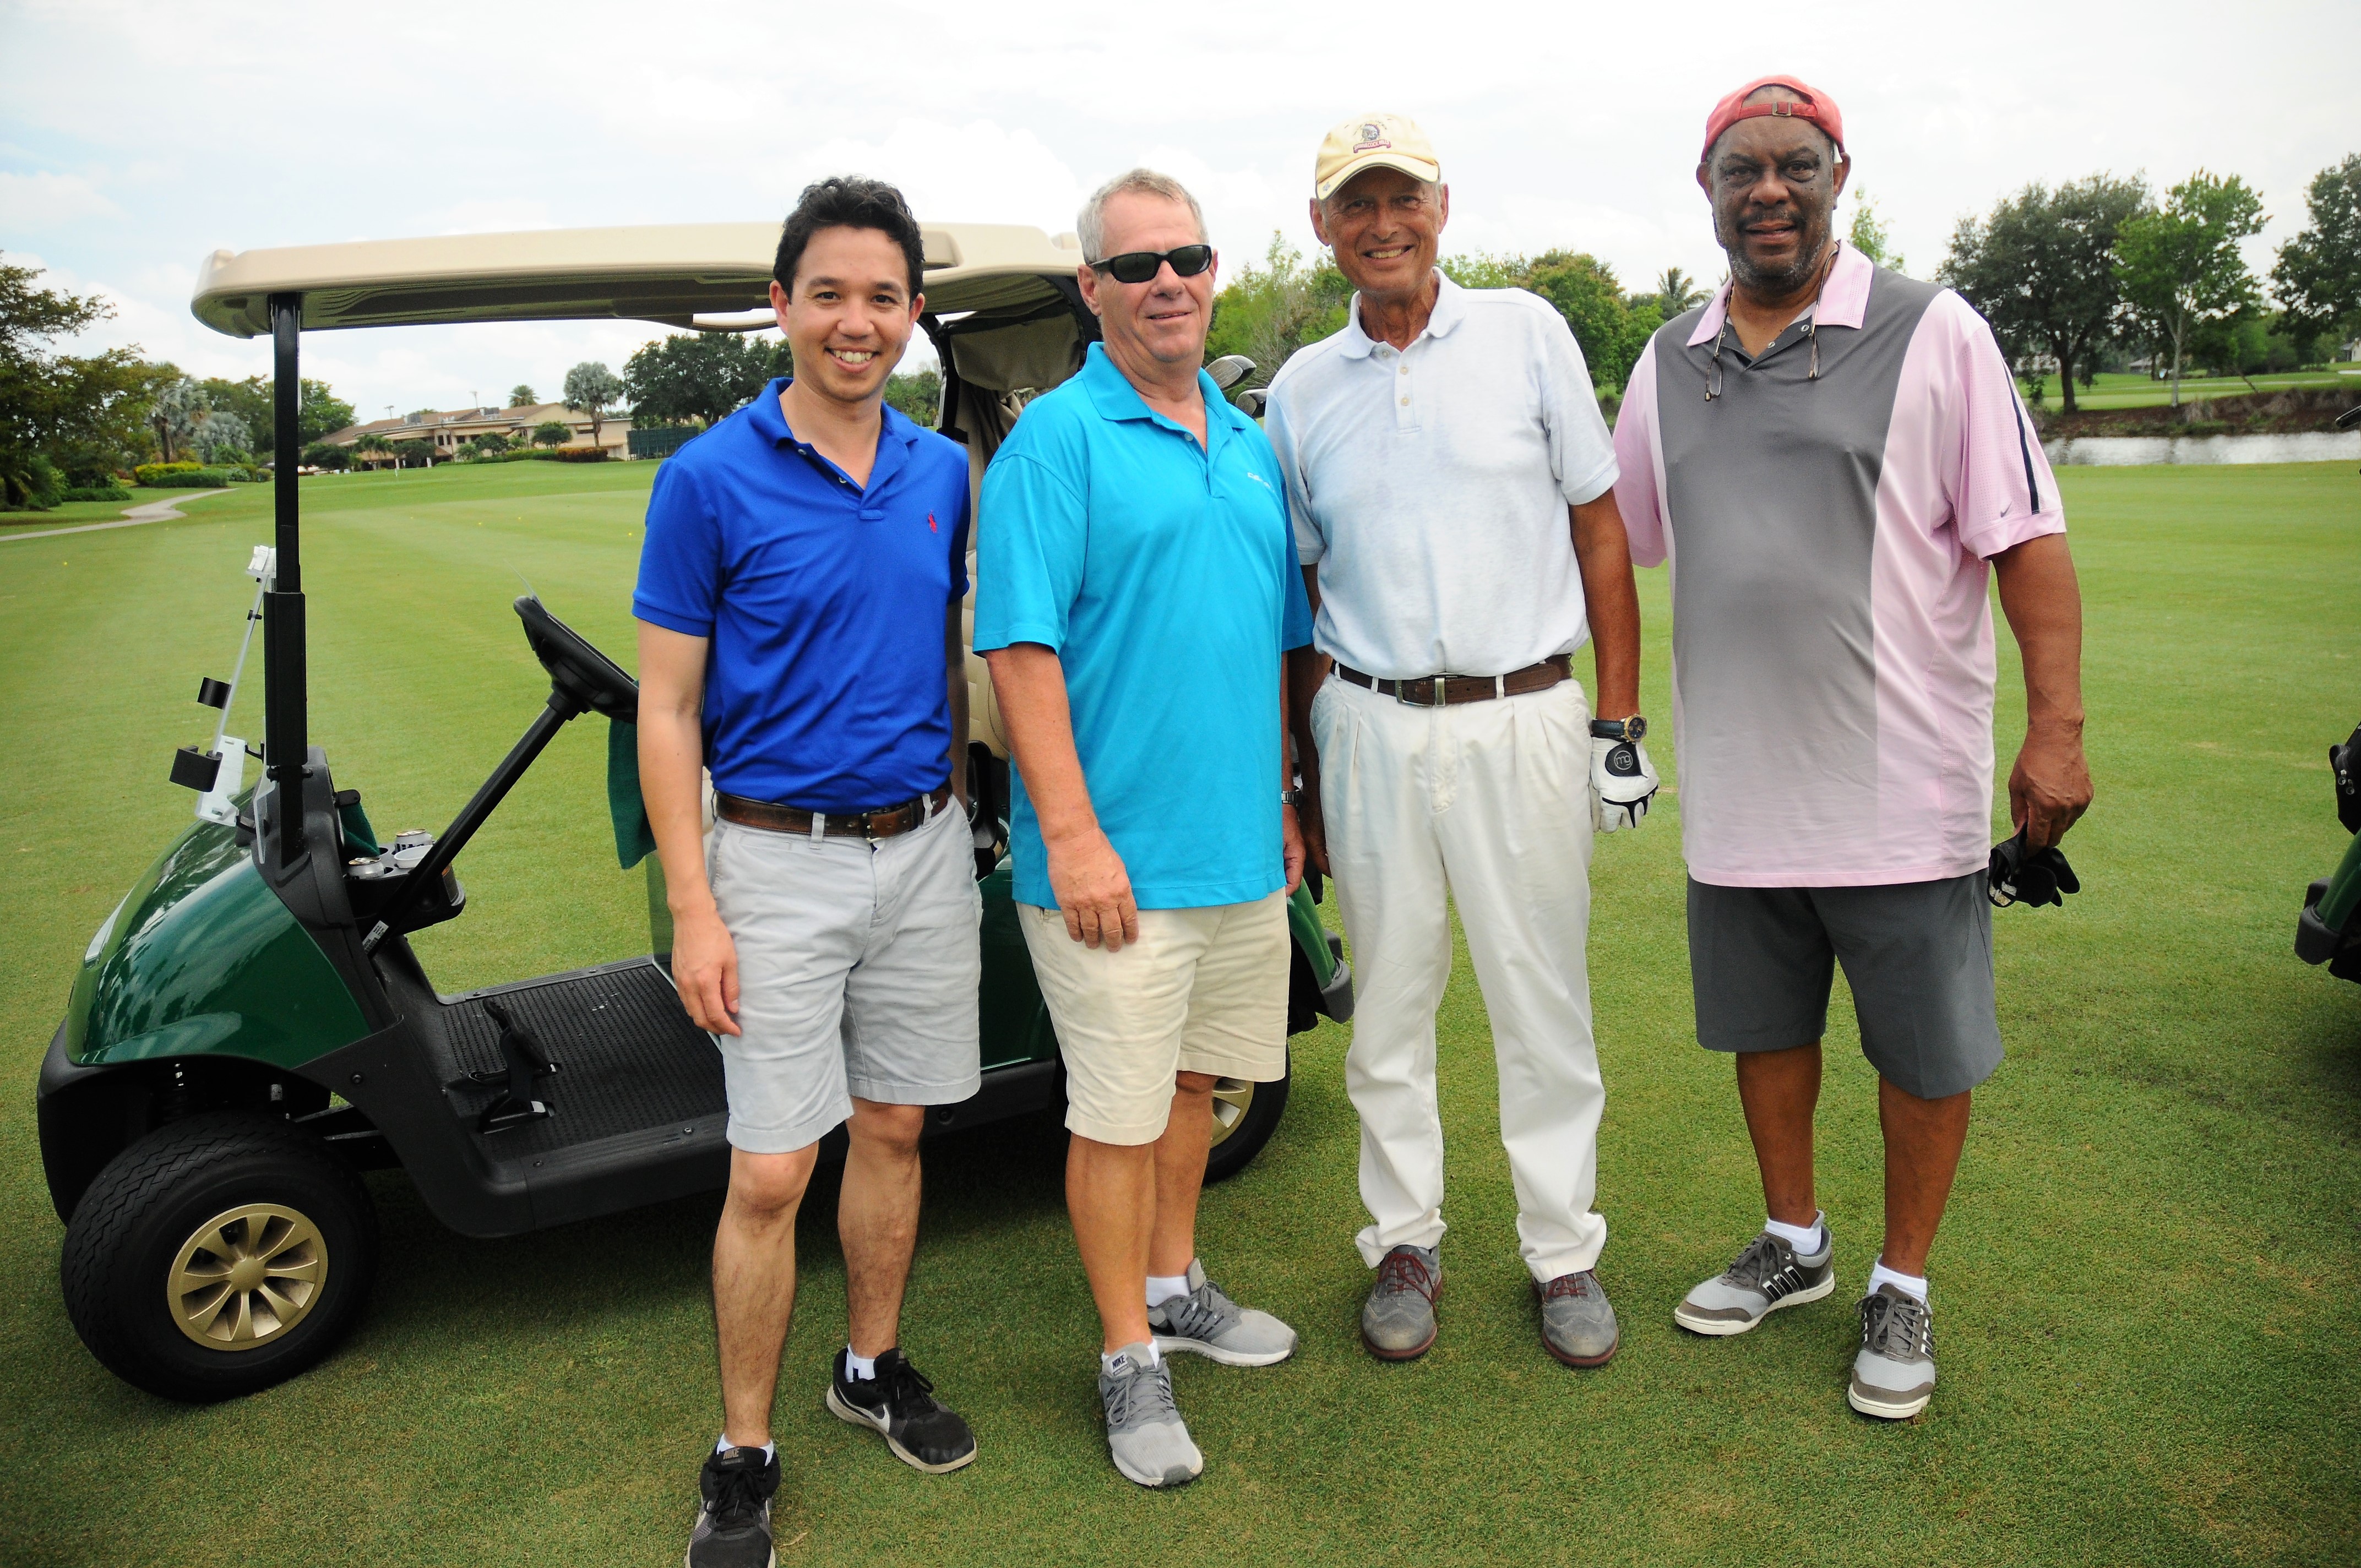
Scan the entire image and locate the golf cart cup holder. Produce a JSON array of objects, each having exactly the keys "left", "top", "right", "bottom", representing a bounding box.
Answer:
[{"left": 514, "top": 595, "right": 638, "bottom": 722}]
